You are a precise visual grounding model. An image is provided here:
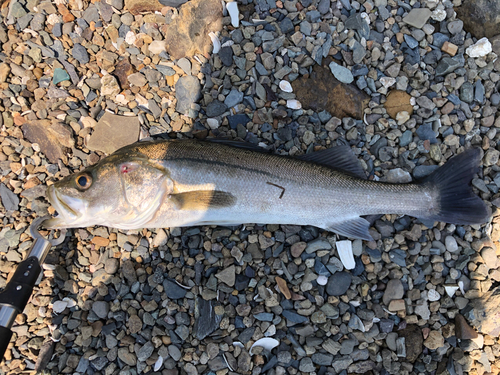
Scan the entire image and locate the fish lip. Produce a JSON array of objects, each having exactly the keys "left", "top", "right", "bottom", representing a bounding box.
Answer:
[{"left": 47, "top": 185, "right": 79, "bottom": 221}]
